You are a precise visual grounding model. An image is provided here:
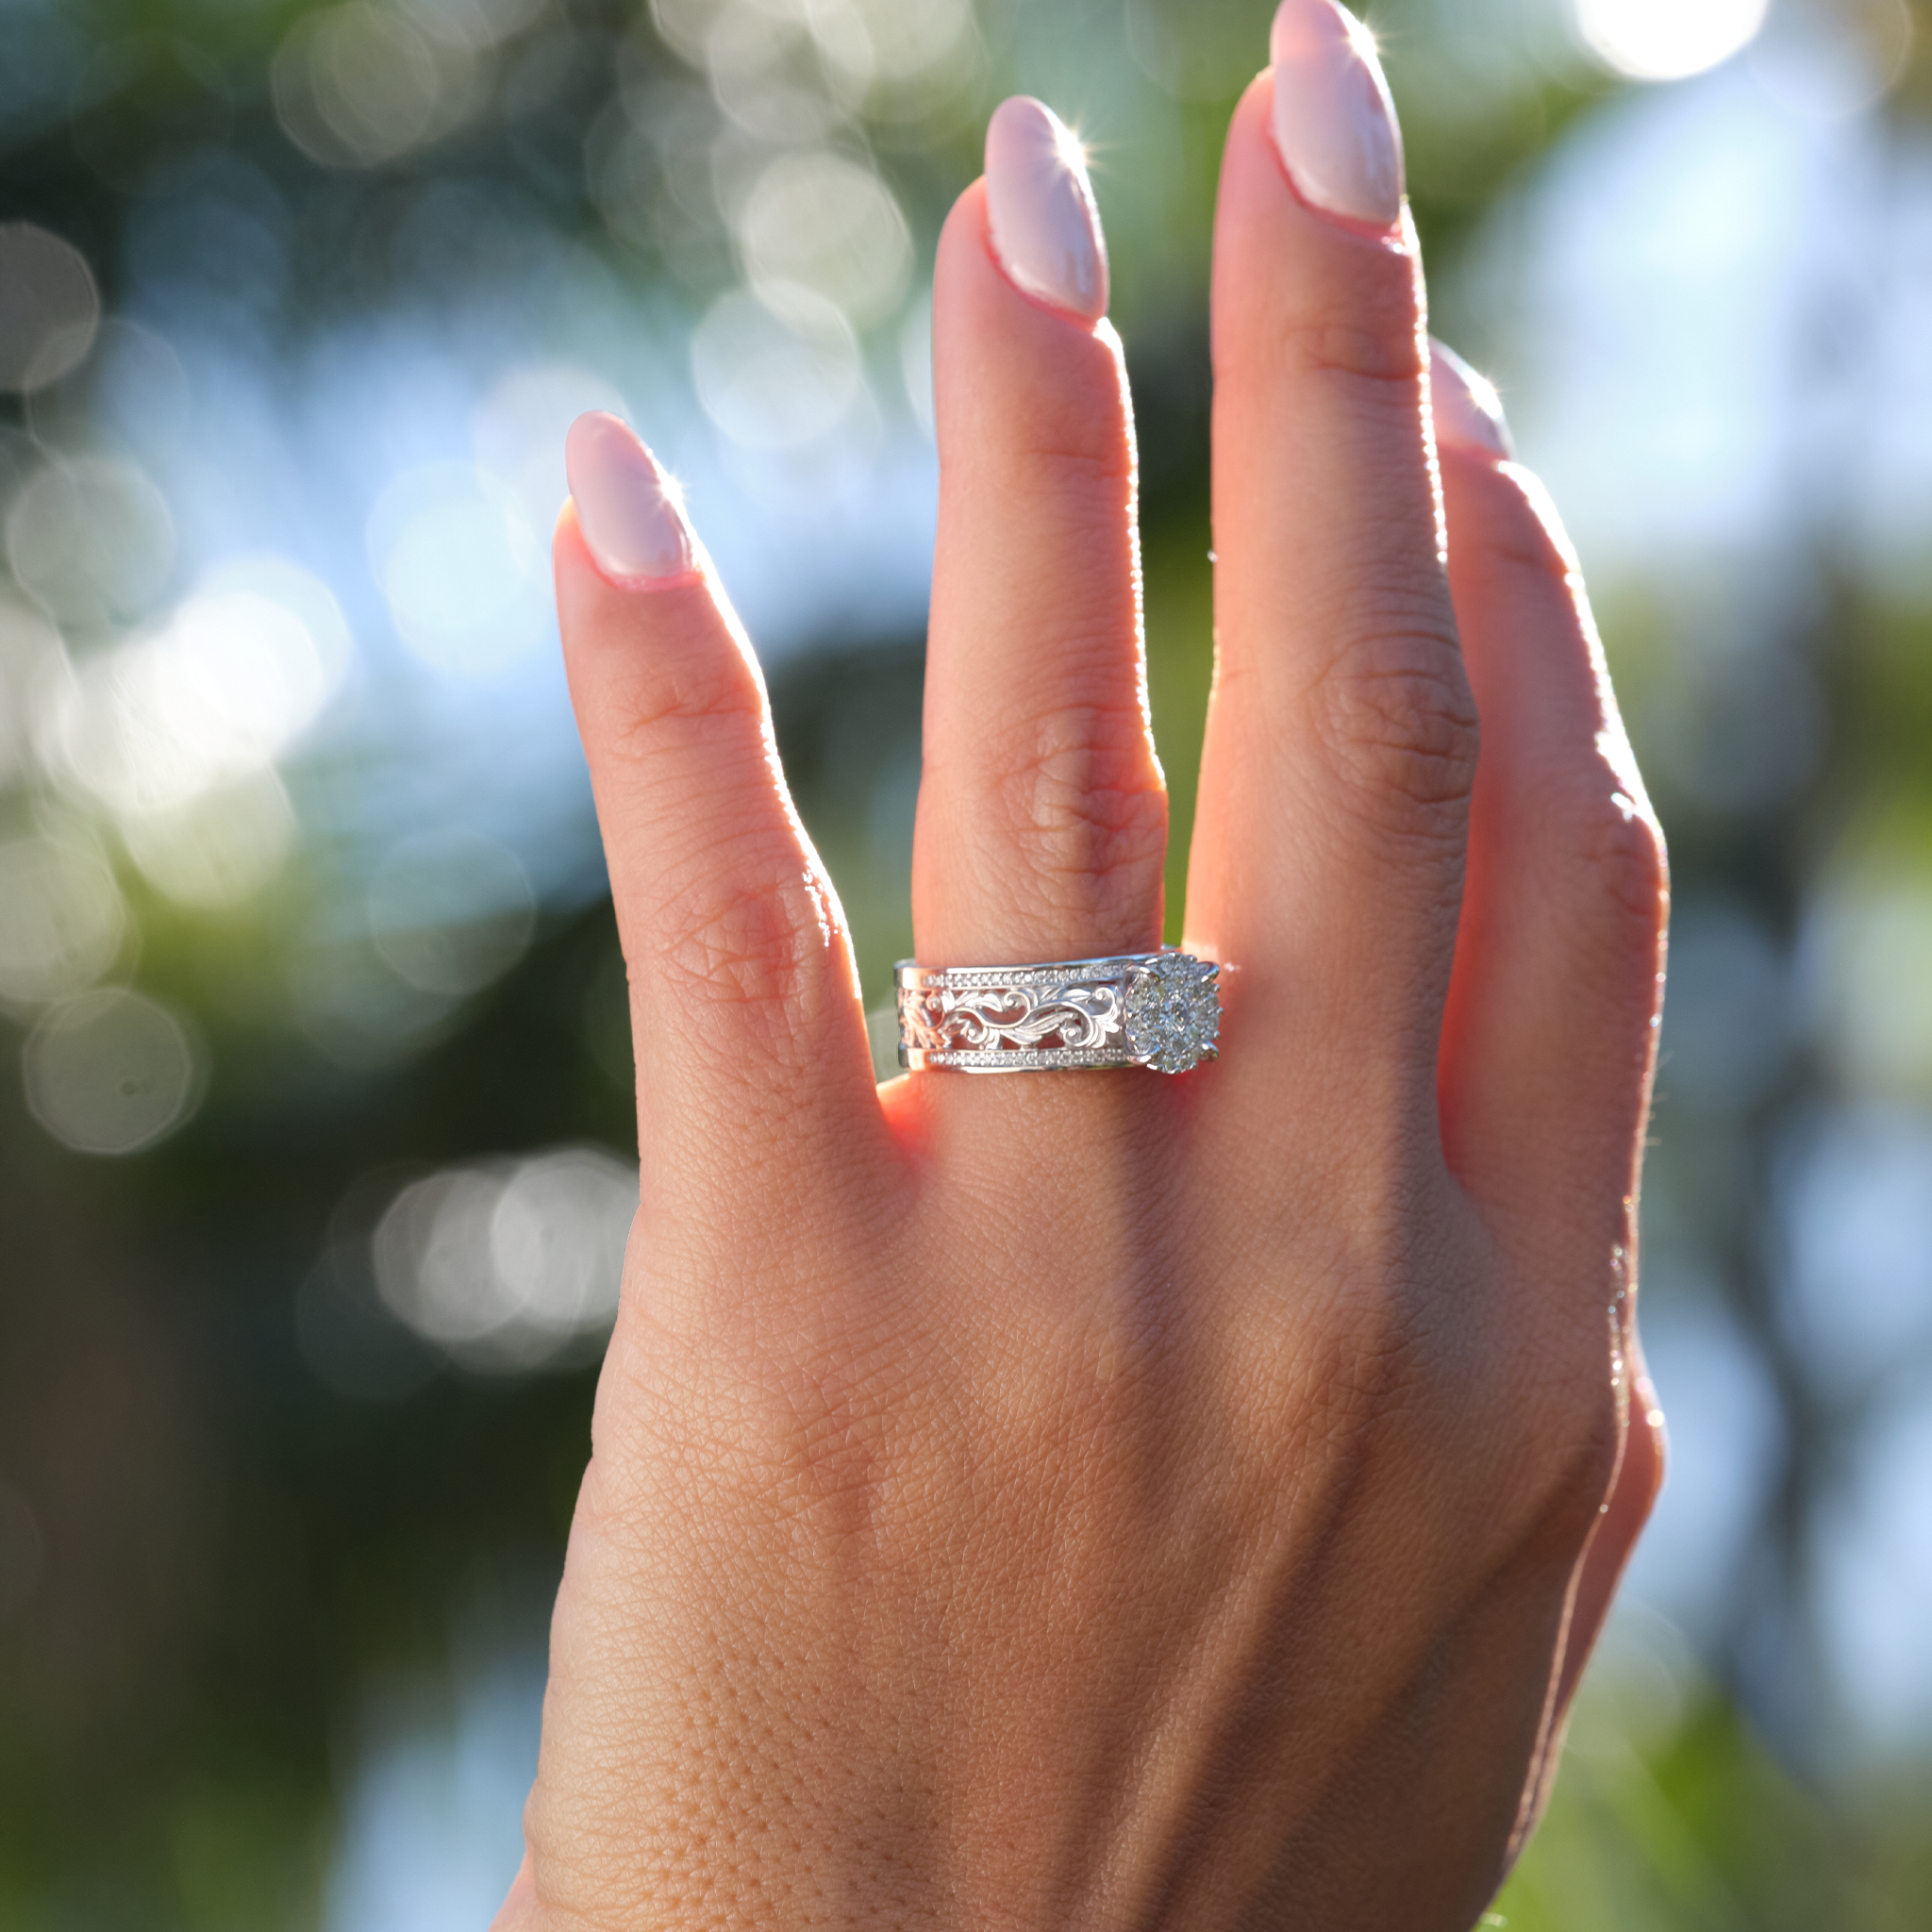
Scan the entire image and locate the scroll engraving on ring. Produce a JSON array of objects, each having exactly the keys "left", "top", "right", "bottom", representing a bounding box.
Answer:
[{"left": 894, "top": 952, "right": 1220, "bottom": 1074}]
